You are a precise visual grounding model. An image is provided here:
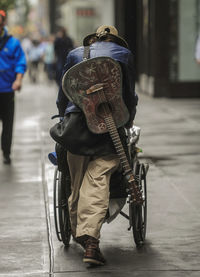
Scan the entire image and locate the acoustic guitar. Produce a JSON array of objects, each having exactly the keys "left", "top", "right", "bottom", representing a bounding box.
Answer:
[{"left": 62, "top": 57, "right": 143, "bottom": 204}]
